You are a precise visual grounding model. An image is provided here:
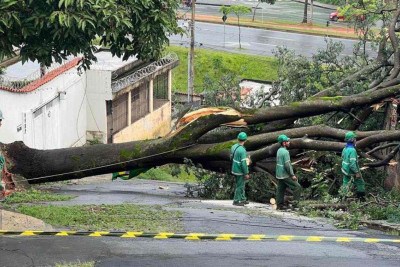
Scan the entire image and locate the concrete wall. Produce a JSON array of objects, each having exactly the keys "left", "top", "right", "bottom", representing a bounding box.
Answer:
[
  {"left": 113, "top": 102, "right": 171, "bottom": 143},
  {"left": 0, "top": 69, "right": 87, "bottom": 149},
  {"left": 85, "top": 69, "right": 112, "bottom": 144}
]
